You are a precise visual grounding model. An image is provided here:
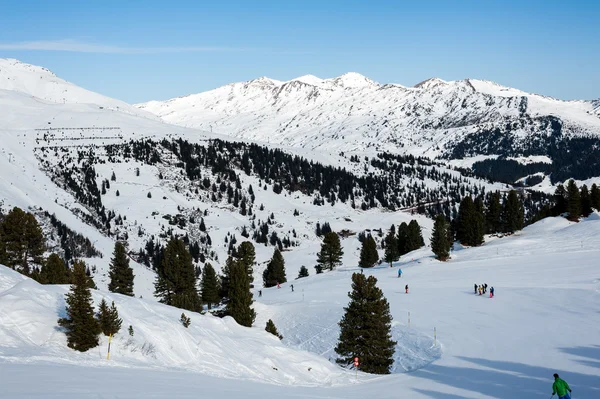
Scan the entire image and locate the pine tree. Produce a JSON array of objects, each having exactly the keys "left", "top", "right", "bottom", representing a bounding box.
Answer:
[
  {"left": 219, "top": 256, "right": 235, "bottom": 300},
  {"left": 383, "top": 228, "right": 399, "bottom": 266},
  {"left": 200, "top": 263, "right": 220, "bottom": 309},
  {"left": 335, "top": 273, "right": 395, "bottom": 374},
  {"left": 316, "top": 232, "right": 344, "bottom": 271},
  {"left": 128, "top": 325, "right": 134, "bottom": 336},
  {"left": 108, "top": 242, "right": 135, "bottom": 296},
  {"left": 236, "top": 241, "right": 256, "bottom": 285},
  {"left": 566, "top": 179, "right": 581, "bottom": 221},
  {"left": 405, "top": 220, "right": 425, "bottom": 252},
  {"left": 57, "top": 261, "right": 101, "bottom": 352},
  {"left": 40, "top": 253, "right": 71, "bottom": 284},
  {"left": 430, "top": 215, "right": 451, "bottom": 261},
  {"left": 591, "top": 184, "right": 600, "bottom": 211},
  {"left": 554, "top": 184, "right": 568, "bottom": 215},
  {"left": 359, "top": 235, "right": 379, "bottom": 268},
  {"left": 503, "top": 190, "right": 524, "bottom": 233},
  {"left": 456, "top": 196, "right": 485, "bottom": 246},
  {"left": 297, "top": 265, "right": 309, "bottom": 279},
  {"left": 262, "top": 248, "right": 287, "bottom": 287},
  {"left": 225, "top": 258, "right": 256, "bottom": 327},
  {"left": 485, "top": 192, "right": 502, "bottom": 234},
  {"left": 265, "top": 319, "right": 283, "bottom": 340},
  {"left": 0, "top": 207, "right": 45, "bottom": 274},
  {"left": 96, "top": 299, "right": 122, "bottom": 336},
  {"left": 396, "top": 222, "right": 408, "bottom": 255},
  {"left": 580, "top": 184, "right": 593, "bottom": 217},
  {"left": 154, "top": 239, "right": 201, "bottom": 312}
]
